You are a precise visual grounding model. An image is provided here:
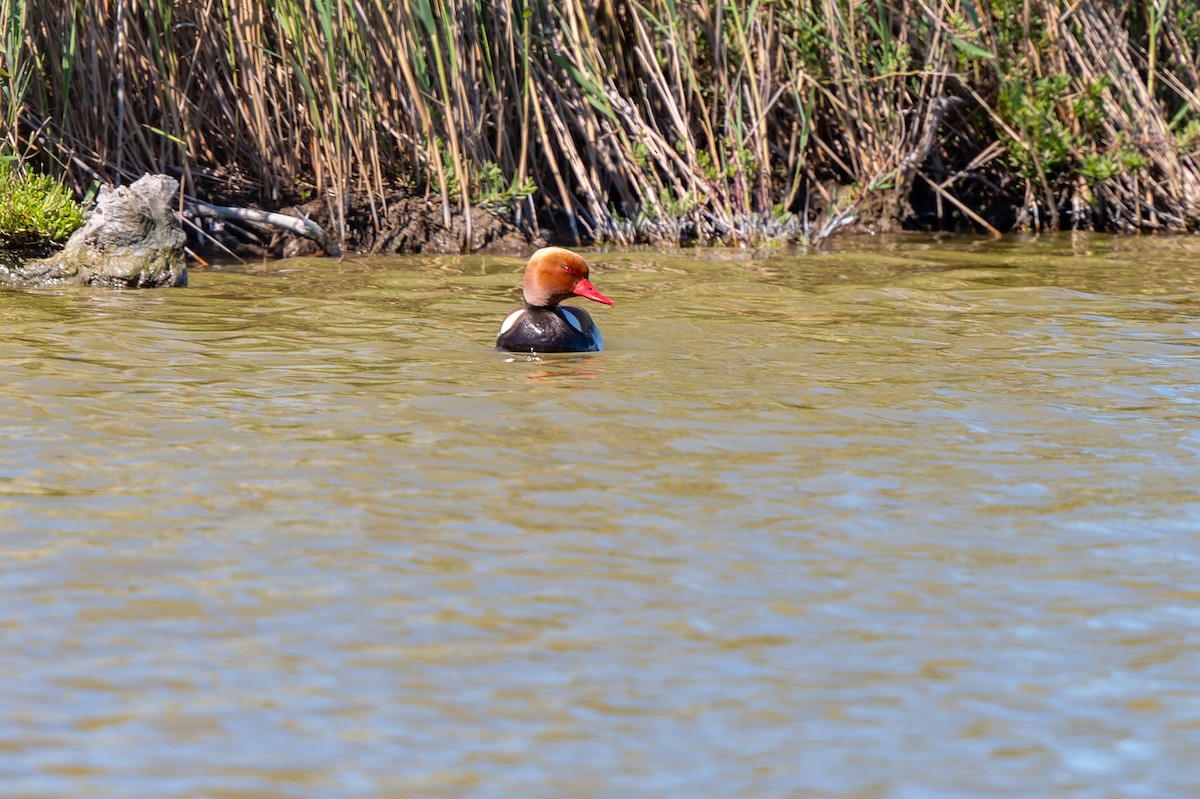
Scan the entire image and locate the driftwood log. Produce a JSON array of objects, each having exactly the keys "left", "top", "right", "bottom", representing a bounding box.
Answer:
[{"left": 1, "top": 174, "right": 187, "bottom": 288}]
